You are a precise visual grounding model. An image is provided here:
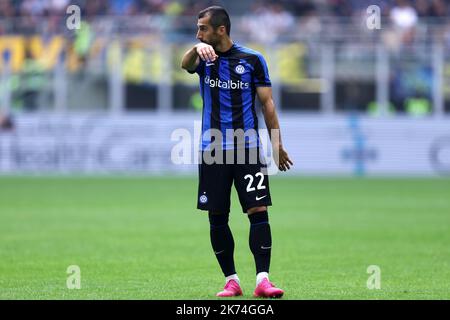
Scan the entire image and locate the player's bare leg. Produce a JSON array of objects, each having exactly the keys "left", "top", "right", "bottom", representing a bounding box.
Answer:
[{"left": 247, "top": 206, "right": 284, "bottom": 298}]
